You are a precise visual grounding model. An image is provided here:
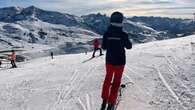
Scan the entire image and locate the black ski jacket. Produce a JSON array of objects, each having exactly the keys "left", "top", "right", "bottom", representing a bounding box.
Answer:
[{"left": 102, "top": 25, "right": 132, "bottom": 65}]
